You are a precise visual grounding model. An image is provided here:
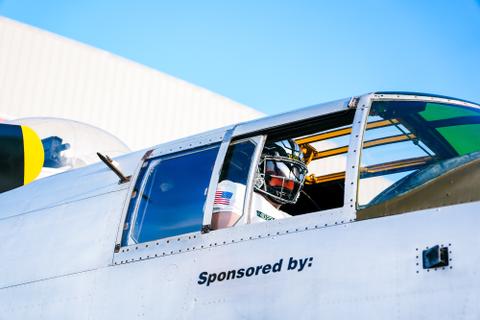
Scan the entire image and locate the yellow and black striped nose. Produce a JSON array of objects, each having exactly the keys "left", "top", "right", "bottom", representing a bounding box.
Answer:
[{"left": 0, "top": 124, "right": 44, "bottom": 193}]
